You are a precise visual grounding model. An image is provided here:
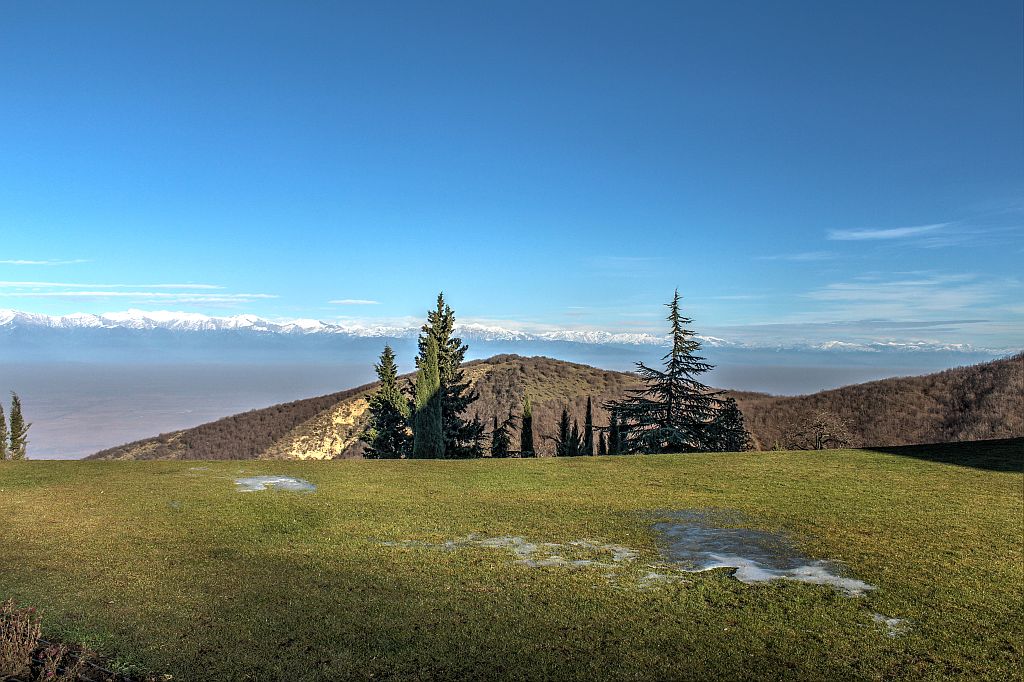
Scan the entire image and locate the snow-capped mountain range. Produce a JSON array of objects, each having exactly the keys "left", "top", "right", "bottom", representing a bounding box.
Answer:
[
  {"left": 0, "top": 308, "right": 1007, "bottom": 355},
  {"left": 0, "top": 309, "right": 668, "bottom": 345}
]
